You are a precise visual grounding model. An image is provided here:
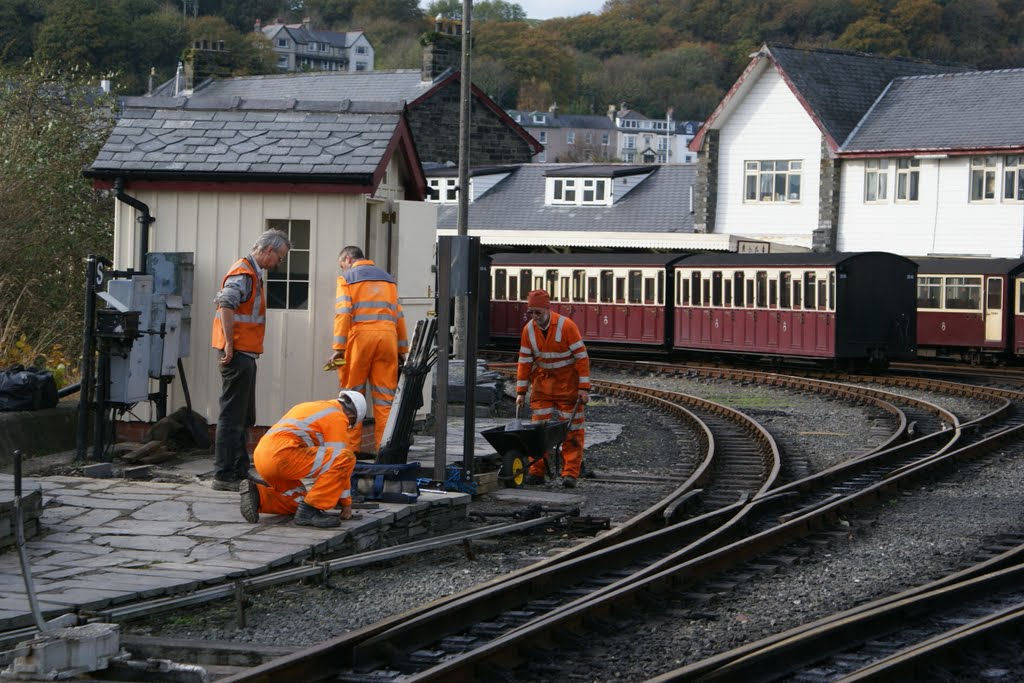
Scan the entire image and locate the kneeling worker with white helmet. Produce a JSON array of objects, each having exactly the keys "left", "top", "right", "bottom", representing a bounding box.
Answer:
[{"left": 240, "top": 390, "right": 367, "bottom": 528}]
